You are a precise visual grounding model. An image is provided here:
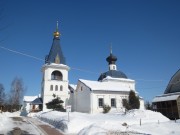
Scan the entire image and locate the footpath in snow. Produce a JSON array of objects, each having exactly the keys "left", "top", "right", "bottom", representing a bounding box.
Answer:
[
  {"left": 0, "top": 112, "right": 42, "bottom": 135},
  {"left": 34, "top": 109, "right": 180, "bottom": 135}
]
